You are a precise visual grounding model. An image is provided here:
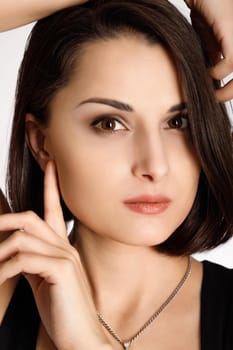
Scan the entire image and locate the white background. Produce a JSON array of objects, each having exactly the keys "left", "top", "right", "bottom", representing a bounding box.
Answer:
[{"left": 0, "top": 0, "right": 233, "bottom": 267}]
